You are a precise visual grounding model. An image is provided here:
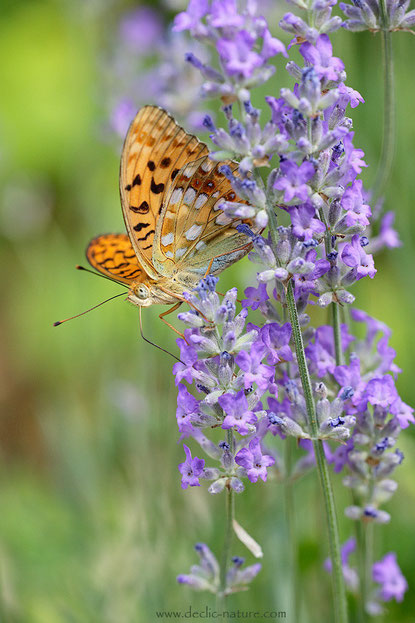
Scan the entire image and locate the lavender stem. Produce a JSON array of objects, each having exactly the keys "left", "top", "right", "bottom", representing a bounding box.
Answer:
[
  {"left": 353, "top": 498, "right": 368, "bottom": 623},
  {"left": 218, "top": 429, "right": 235, "bottom": 608},
  {"left": 372, "top": 0, "right": 395, "bottom": 204},
  {"left": 286, "top": 280, "right": 348, "bottom": 623},
  {"left": 332, "top": 302, "right": 344, "bottom": 367},
  {"left": 284, "top": 438, "right": 299, "bottom": 622}
]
